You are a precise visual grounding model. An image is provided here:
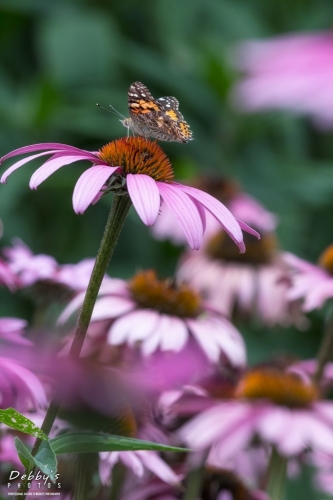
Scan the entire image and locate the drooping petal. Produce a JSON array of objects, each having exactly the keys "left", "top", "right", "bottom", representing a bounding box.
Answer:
[
  {"left": 92, "top": 296, "right": 135, "bottom": 321},
  {"left": 235, "top": 218, "right": 261, "bottom": 239},
  {"left": 73, "top": 165, "right": 121, "bottom": 214},
  {"left": 179, "top": 402, "right": 248, "bottom": 448},
  {"left": 0, "top": 143, "right": 91, "bottom": 163},
  {"left": 29, "top": 154, "right": 102, "bottom": 189},
  {"left": 127, "top": 174, "right": 161, "bottom": 225},
  {"left": 1, "top": 151, "right": 59, "bottom": 183},
  {"left": 136, "top": 450, "right": 182, "bottom": 484},
  {"left": 108, "top": 309, "right": 159, "bottom": 345},
  {"left": 156, "top": 183, "right": 204, "bottom": 250},
  {"left": 176, "top": 183, "right": 251, "bottom": 252},
  {"left": 186, "top": 317, "right": 221, "bottom": 362},
  {"left": 159, "top": 315, "right": 188, "bottom": 352},
  {"left": 0, "top": 357, "right": 47, "bottom": 410}
]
